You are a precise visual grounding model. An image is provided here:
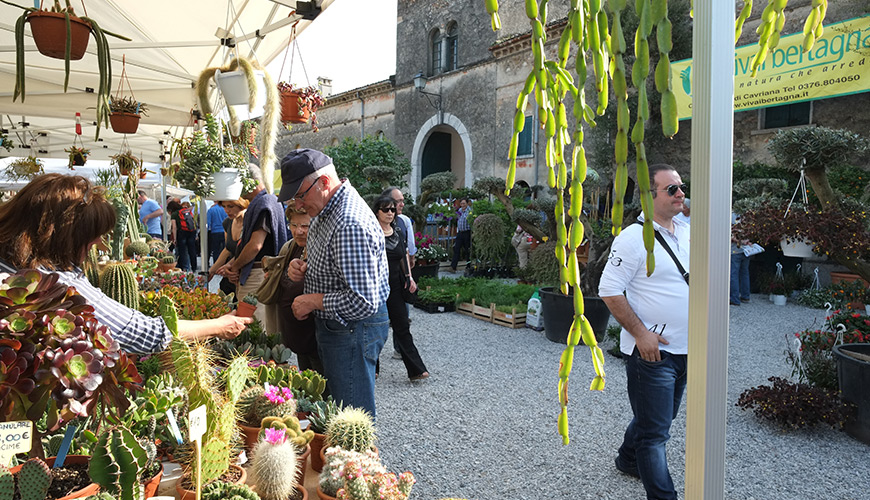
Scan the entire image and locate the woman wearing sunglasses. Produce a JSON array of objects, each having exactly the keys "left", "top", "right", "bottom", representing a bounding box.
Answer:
[{"left": 371, "top": 195, "right": 430, "bottom": 381}]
